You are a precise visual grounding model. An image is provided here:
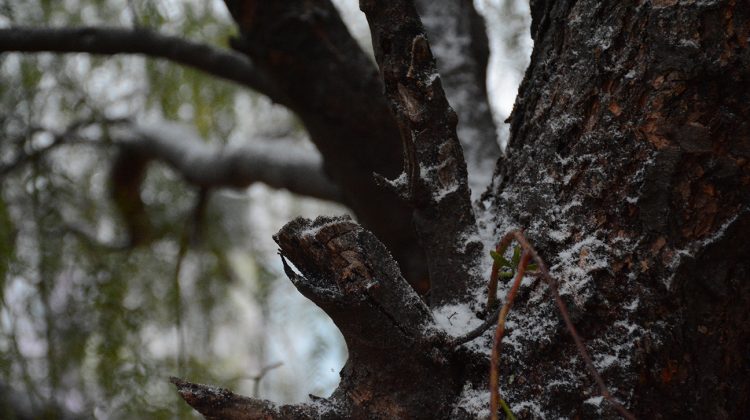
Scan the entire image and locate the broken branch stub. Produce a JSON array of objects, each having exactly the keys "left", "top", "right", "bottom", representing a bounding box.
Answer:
[
  {"left": 360, "top": 0, "right": 482, "bottom": 306},
  {"left": 274, "top": 216, "right": 475, "bottom": 418},
  {"left": 274, "top": 216, "right": 434, "bottom": 348}
]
